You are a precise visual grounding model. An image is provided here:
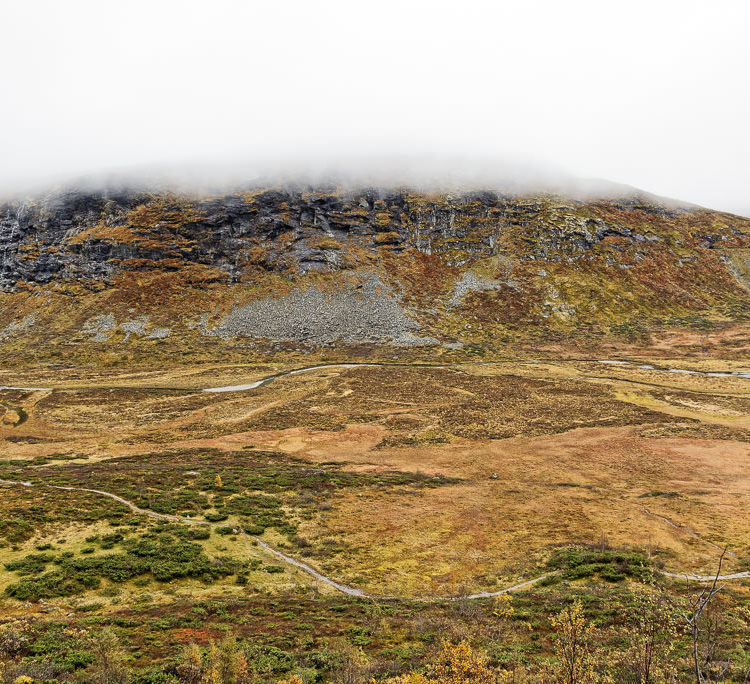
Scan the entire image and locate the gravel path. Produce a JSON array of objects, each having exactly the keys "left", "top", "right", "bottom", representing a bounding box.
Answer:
[
  {"left": 203, "top": 363, "right": 379, "bottom": 393},
  {"left": 0, "top": 478, "right": 553, "bottom": 601},
  {"left": 1, "top": 478, "right": 748, "bottom": 601},
  {"left": 3, "top": 360, "right": 749, "bottom": 598}
]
